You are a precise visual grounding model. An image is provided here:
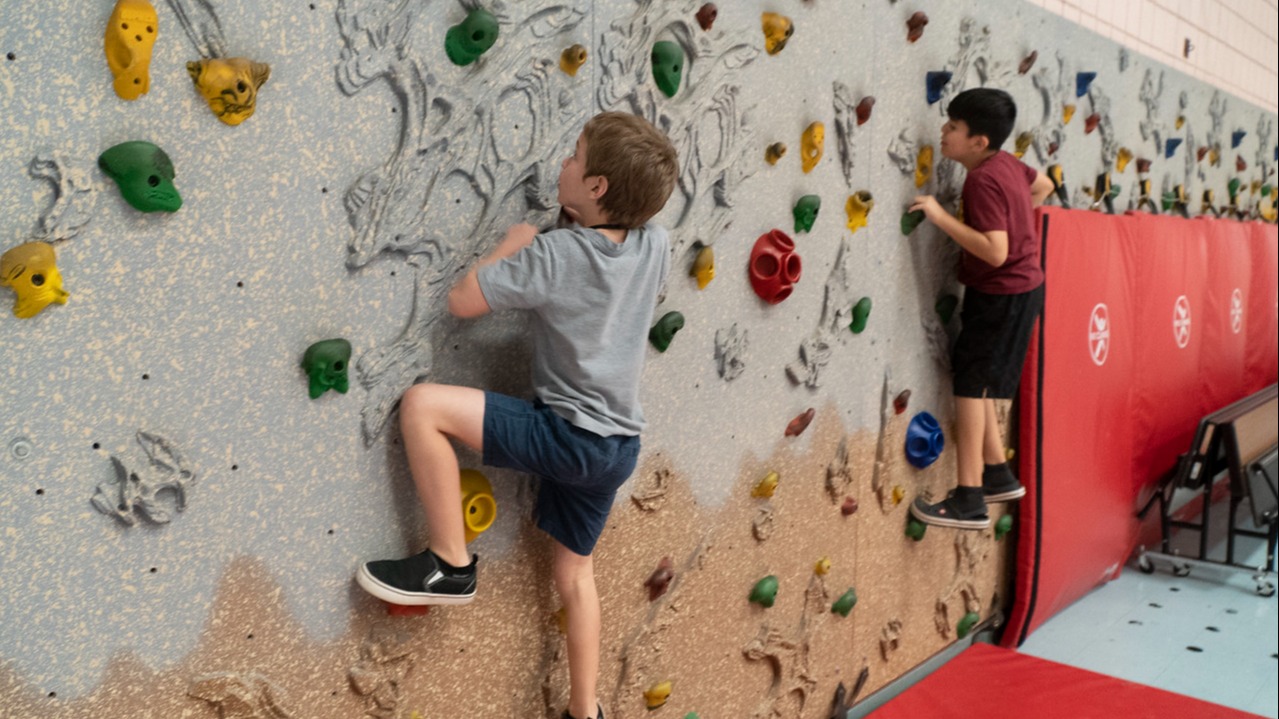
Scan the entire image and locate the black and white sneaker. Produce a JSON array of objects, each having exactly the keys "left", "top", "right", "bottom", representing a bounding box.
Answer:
[
  {"left": 562, "top": 704, "right": 604, "bottom": 719},
  {"left": 356, "top": 549, "right": 477, "bottom": 606},
  {"left": 909, "top": 491, "right": 991, "bottom": 530},
  {"left": 982, "top": 463, "right": 1026, "bottom": 503}
]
